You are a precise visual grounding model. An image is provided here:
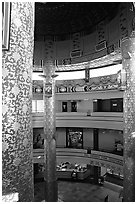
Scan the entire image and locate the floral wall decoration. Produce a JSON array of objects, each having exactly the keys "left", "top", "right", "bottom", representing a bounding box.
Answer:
[
  {"left": 2, "top": 2, "right": 34, "bottom": 202},
  {"left": 33, "top": 73, "right": 119, "bottom": 95}
]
